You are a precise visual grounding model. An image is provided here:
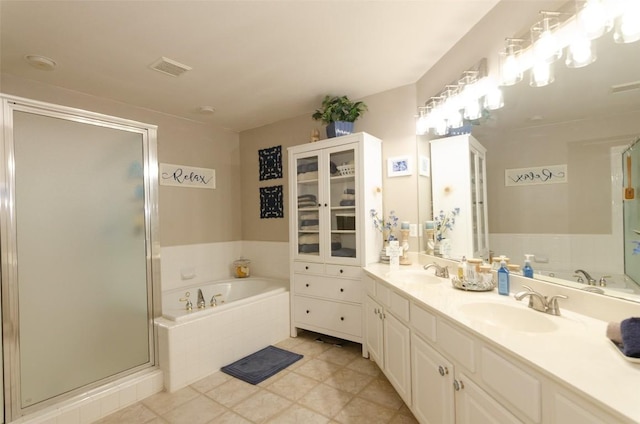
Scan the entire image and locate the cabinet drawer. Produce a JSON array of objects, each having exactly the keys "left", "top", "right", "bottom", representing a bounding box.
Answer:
[
  {"left": 437, "top": 319, "right": 476, "bottom": 372},
  {"left": 481, "top": 347, "right": 541, "bottom": 423},
  {"left": 325, "top": 264, "right": 362, "bottom": 278},
  {"left": 410, "top": 302, "right": 437, "bottom": 342},
  {"left": 293, "top": 274, "right": 362, "bottom": 303},
  {"left": 390, "top": 291, "right": 410, "bottom": 322},
  {"left": 293, "top": 296, "right": 362, "bottom": 337},
  {"left": 293, "top": 261, "right": 324, "bottom": 274},
  {"left": 376, "top": 281, "right": 391, "bottom": 307}
]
